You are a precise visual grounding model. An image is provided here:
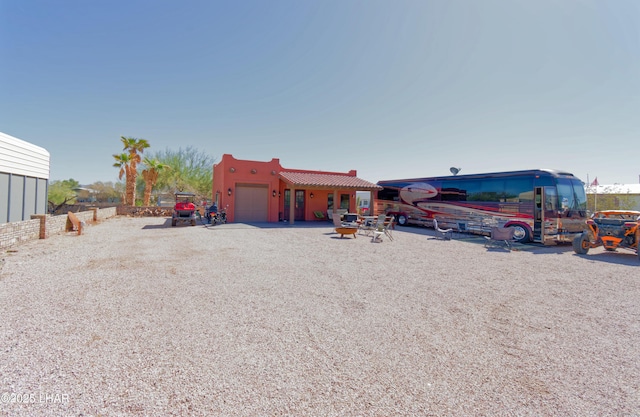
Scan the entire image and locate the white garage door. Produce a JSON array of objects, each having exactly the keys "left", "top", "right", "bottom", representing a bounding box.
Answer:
[{"left": 235, "top": 184, "right": 269, "bottom": 222}]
